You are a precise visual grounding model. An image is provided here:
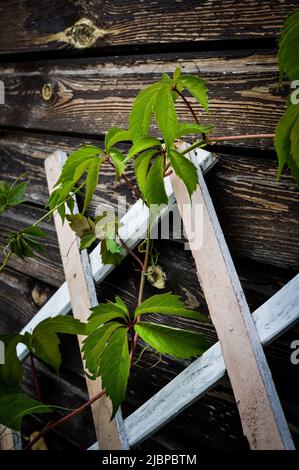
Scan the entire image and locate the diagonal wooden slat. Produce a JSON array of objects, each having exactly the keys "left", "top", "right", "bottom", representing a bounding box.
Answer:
[
  {"left": 44, "top": 151, "right": 128, "bottom": 450},
  {"left": 170, "top": 144, "right": 295, "bottom": 449}
]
